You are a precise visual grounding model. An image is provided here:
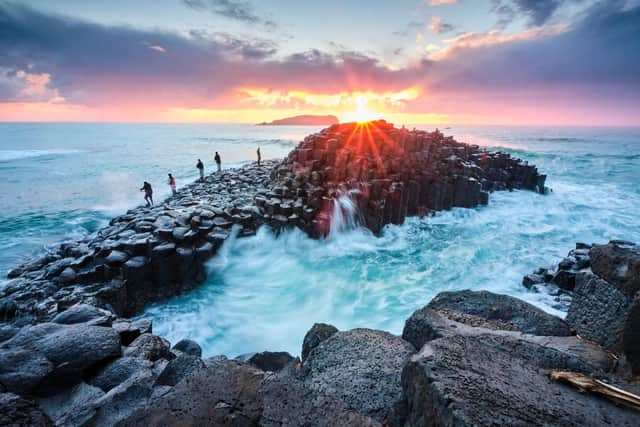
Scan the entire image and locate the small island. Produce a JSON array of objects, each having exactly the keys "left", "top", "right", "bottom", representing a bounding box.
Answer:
[{"left": 257, "top": 114, "right": 339, "bottom": 126}]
